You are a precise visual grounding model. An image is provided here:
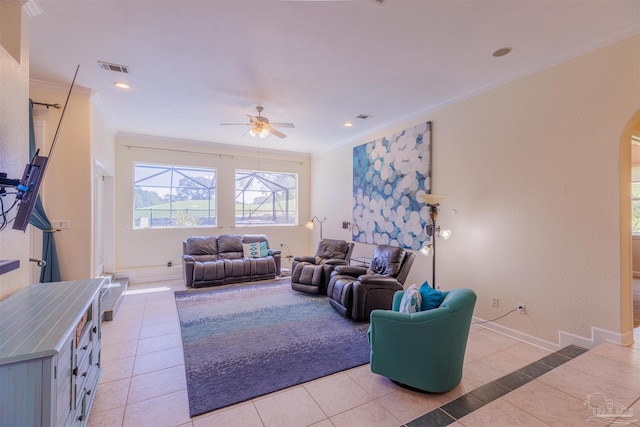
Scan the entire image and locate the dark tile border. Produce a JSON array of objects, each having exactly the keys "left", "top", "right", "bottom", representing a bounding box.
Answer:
[
  {"left": 494, "top": 370, "right": 535, "bottom": 391},
  {"left": 406, "top": 409, "right": 455, "bottom": 427},
  {"left": 403, "top": 344, "right": 588, "bottom": 426}
]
